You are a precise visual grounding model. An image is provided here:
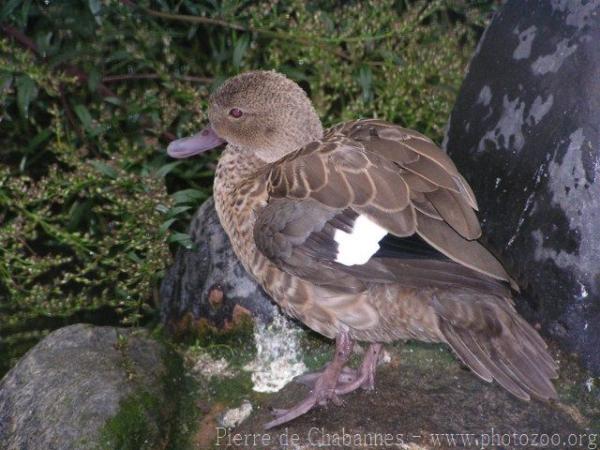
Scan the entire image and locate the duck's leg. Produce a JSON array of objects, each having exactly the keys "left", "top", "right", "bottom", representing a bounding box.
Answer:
[
  {"left": 336, "top": 343, "right": 382, "bottom": 393},
  {"left": 294, "top": 343, "right": 383, "bottom": 391},
  {"left": 264, "top": 331, "right": 353, "bottom": 429}
]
